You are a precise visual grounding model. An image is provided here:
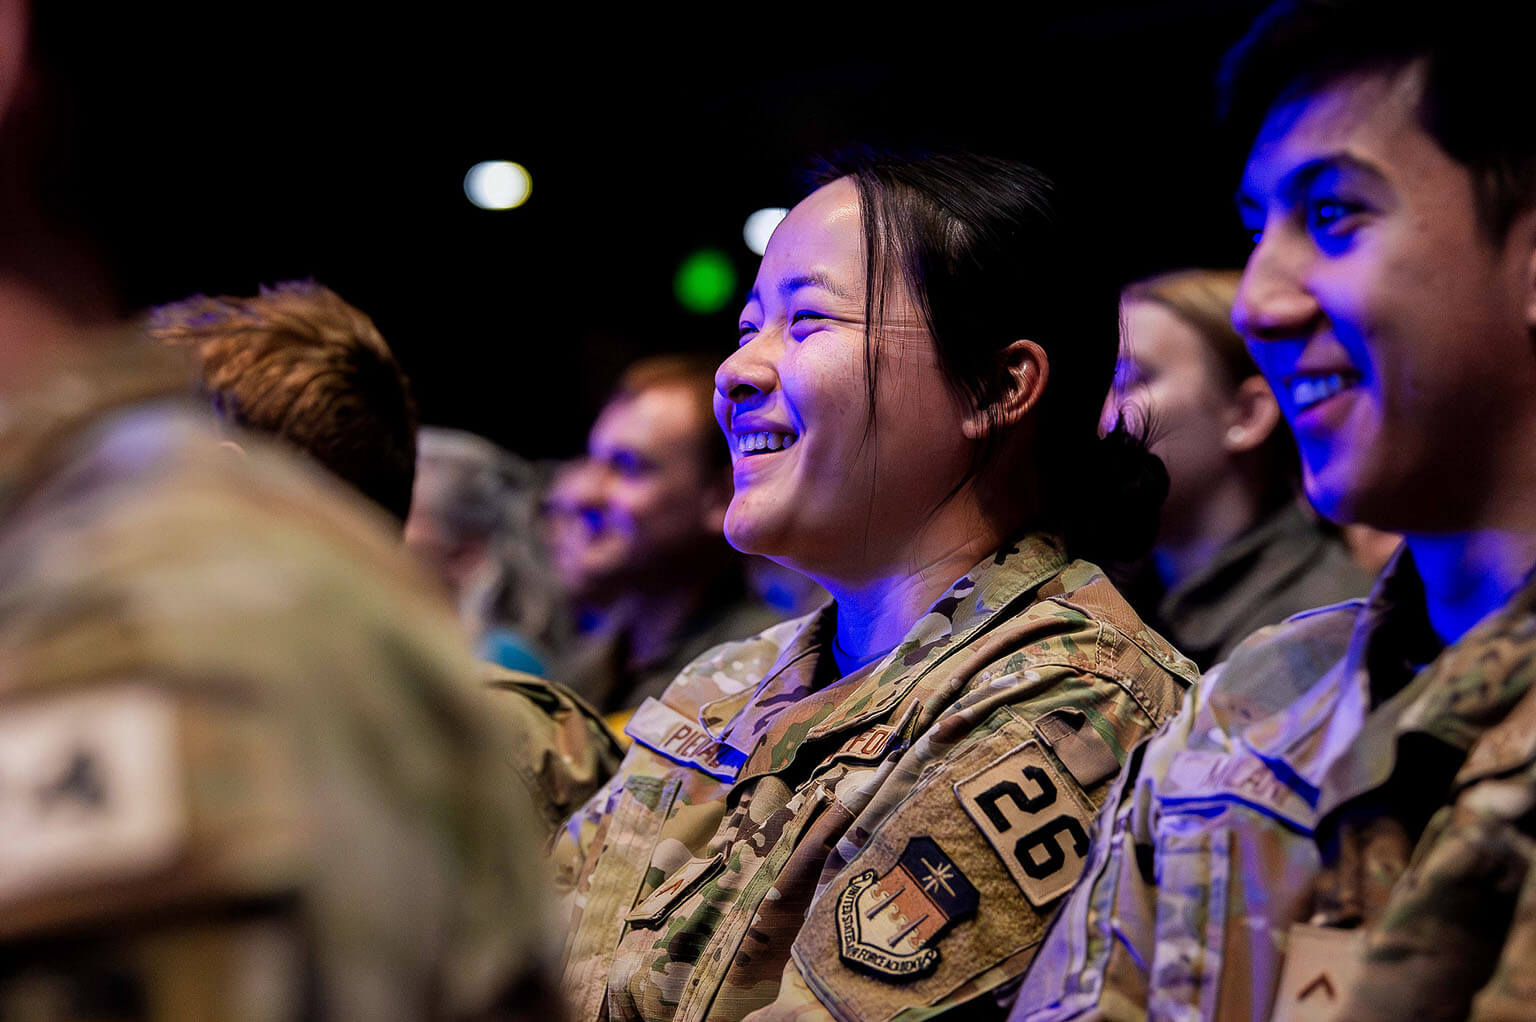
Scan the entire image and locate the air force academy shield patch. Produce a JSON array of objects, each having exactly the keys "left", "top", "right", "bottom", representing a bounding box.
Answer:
[{"left": 835, "top": 835, "right": 979, "bottom": 981}]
